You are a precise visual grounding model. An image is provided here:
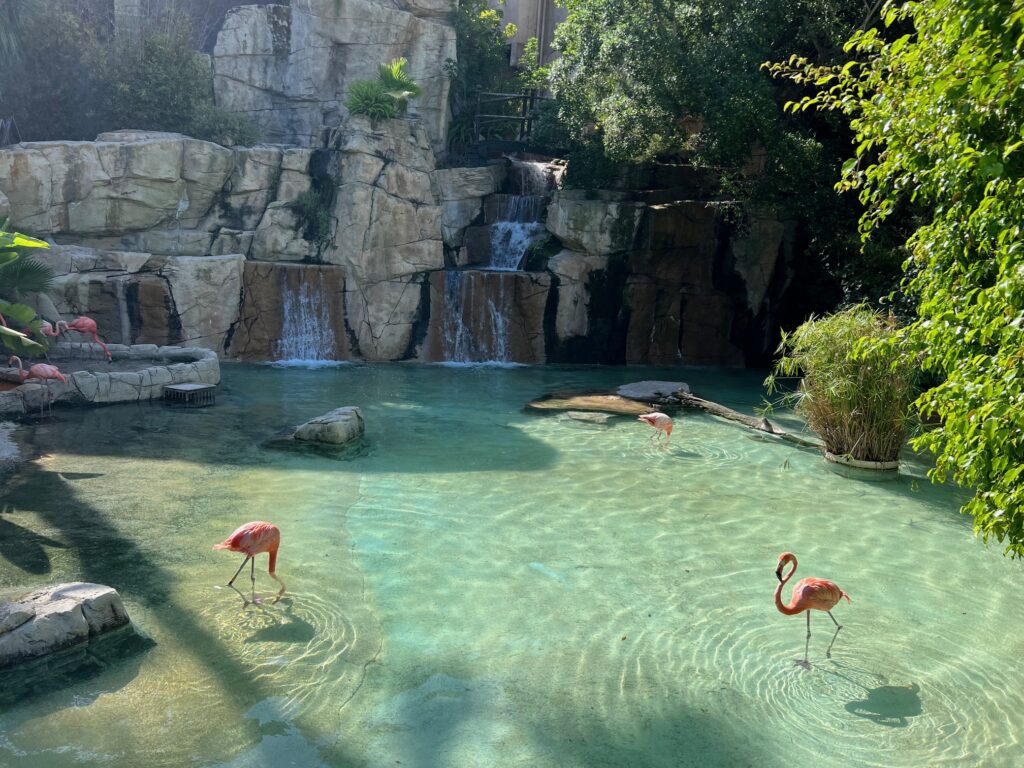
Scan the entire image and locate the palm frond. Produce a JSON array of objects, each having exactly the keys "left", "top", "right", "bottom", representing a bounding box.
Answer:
[
  {"left": 378, "top": 57, "right": 422, "bottom": 100},
  {"left": 0, "top": 256, "right": 54, "bottom": 299}
]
